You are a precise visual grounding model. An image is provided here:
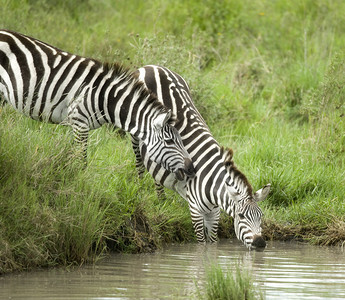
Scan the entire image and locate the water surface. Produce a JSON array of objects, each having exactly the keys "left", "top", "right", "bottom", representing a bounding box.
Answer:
[{"left": 1, "top": 239, "right": 345, "bottom": 299}]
